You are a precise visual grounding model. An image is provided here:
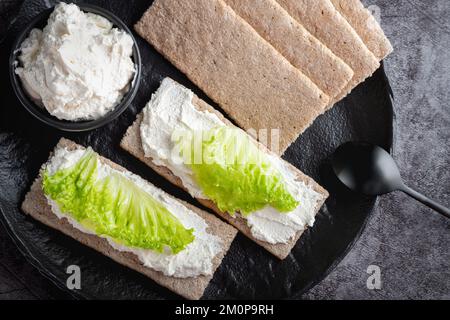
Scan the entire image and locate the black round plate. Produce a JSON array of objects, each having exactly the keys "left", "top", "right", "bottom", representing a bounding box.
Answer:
[{"left": 0, "top": 0, "right": 394, "bottom": 300}]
